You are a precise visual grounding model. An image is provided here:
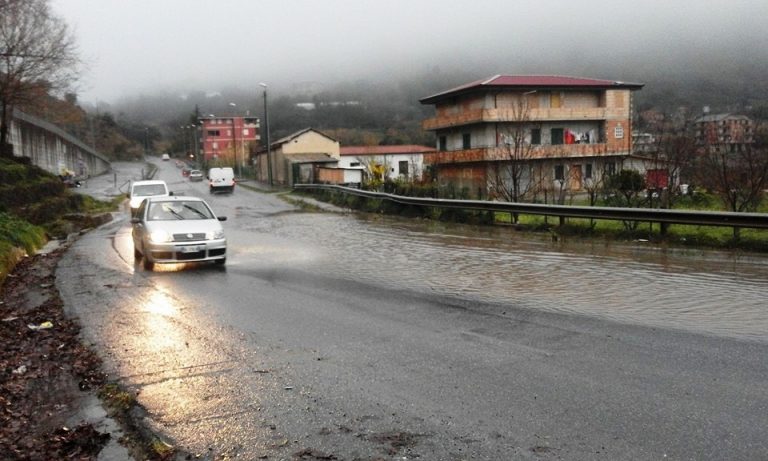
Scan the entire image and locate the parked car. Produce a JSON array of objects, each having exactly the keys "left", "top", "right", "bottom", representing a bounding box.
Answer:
[
  {"left": 162, "top": 153, "right": 170, "bottom": 161},
  {"left": 131, "top": 196, "right": 227, "bottom": 270},
  {"left": 207, "top": 167, "right": 235, "bottom": 193},
  {"left": 181, "top": 168, "right": 191, "bottom": 177},
  {"left": 128, "top": 180, "right": 170, "bottom": 215},
  {"left": 189, "top": 170, "right": 203, "bottom": 182}
]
